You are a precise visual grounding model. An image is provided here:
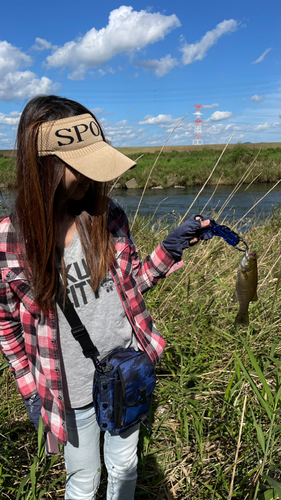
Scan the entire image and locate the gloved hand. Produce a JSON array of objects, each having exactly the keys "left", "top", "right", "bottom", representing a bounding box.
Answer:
[
  {"left": 197, "top": 214, "right": 215, "bottom": 242},
  {"left": 23, "top": 392, "right": 42, "bottom": 431},
  {"left": 162, "top": 214, "right": 214, "bottom": 260}
]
